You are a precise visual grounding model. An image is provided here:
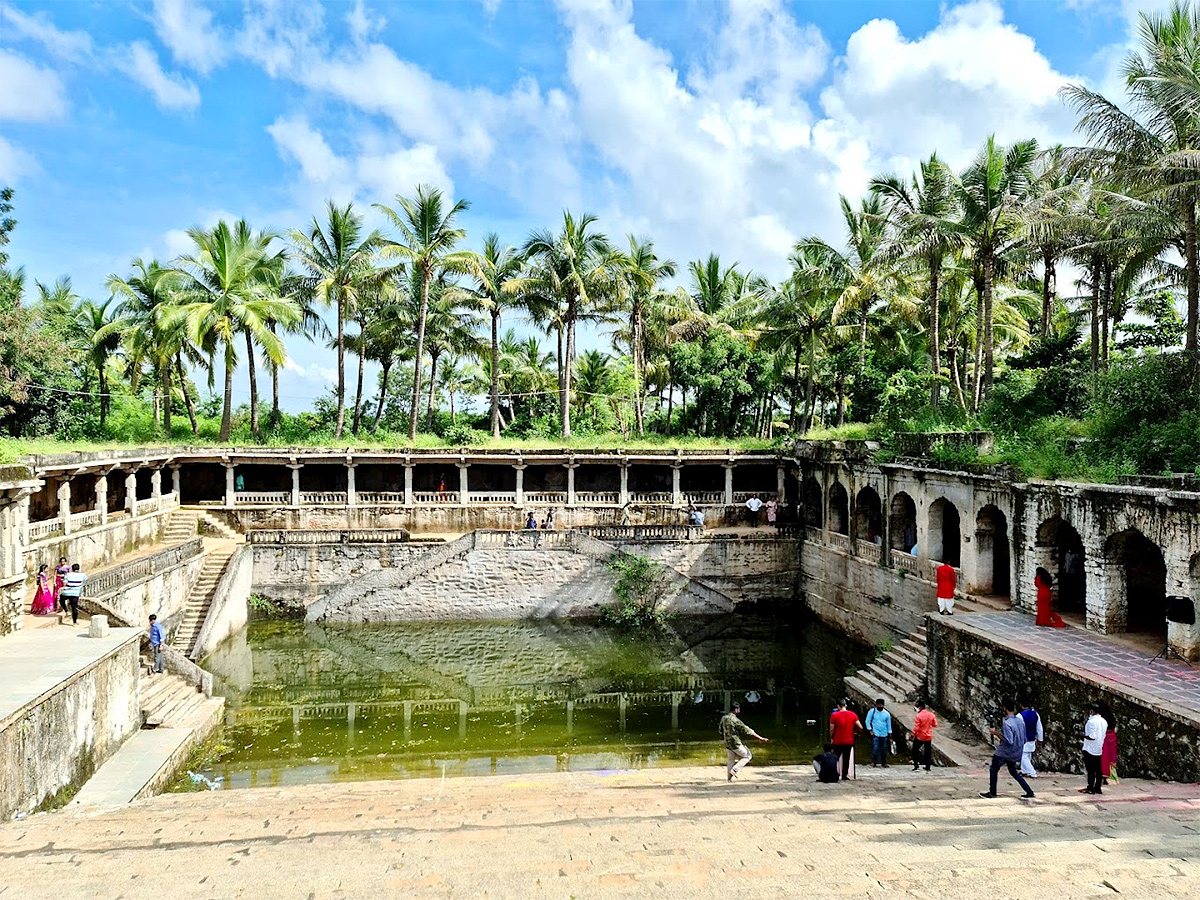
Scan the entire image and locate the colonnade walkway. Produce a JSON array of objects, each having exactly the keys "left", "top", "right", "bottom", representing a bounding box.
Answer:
[
  {"left": 1, "top": 765, "right": 1196, "bottom": 898},
  {"left": 952, "top": 611, "right": 1200, "bottom": 718}
]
